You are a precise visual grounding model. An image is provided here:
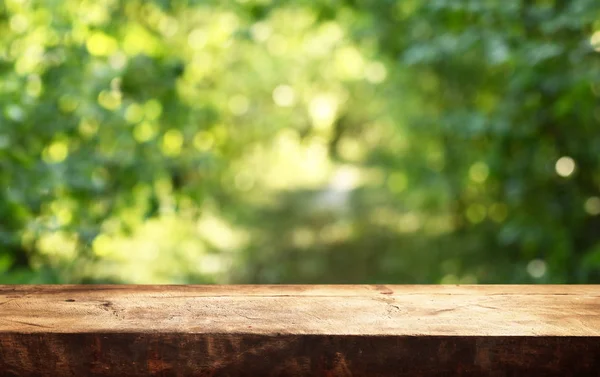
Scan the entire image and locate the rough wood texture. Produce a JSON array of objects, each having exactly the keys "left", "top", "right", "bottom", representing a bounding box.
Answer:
[{"left": 1, "top": 285, "right": 599, "bottom": 376}]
